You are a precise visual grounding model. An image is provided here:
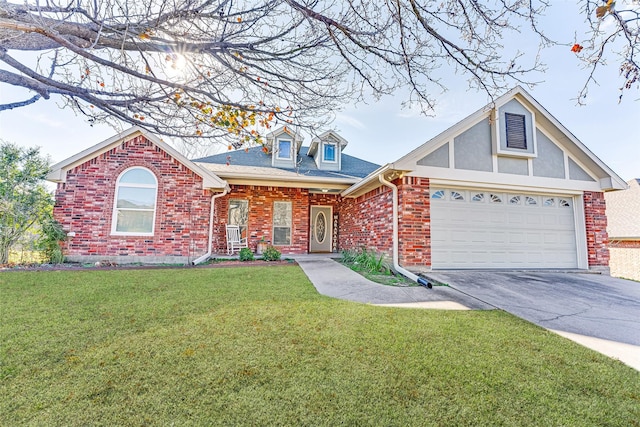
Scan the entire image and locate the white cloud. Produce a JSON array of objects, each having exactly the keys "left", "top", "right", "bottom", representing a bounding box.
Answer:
[{"left": 335, "top": 112, "right": 366, "bottom": 130}]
